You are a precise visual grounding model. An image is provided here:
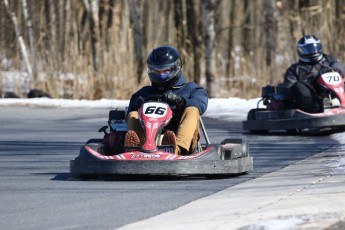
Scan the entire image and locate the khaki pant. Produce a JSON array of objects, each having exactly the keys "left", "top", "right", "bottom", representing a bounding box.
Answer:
[{"left": 126, "top": 107, "right": 200, "bottom": 153}]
